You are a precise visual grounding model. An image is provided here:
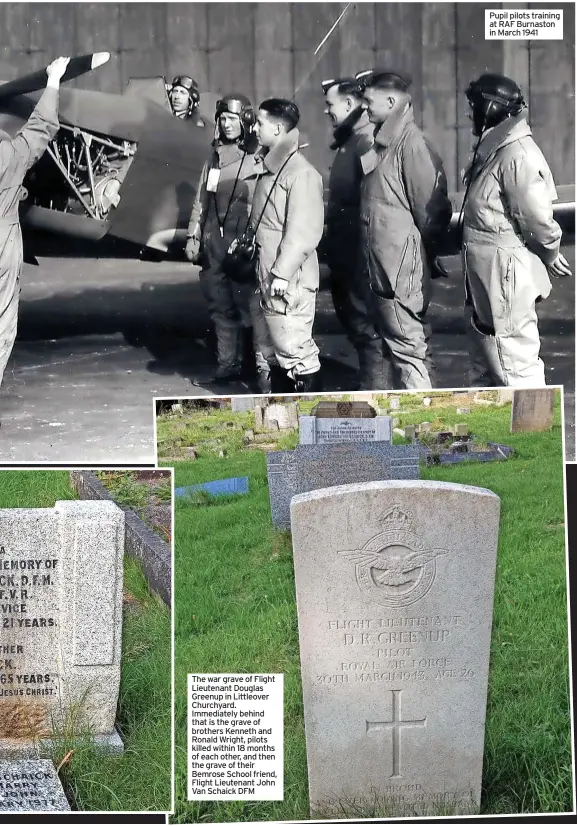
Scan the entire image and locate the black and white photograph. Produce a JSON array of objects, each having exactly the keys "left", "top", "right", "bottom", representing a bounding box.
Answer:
[
  {"left": 0, "top": 3, "right": 574, "bottom": 825},
  {"left": 0, "top": 2, "right": 571, "bottom": 462}
]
